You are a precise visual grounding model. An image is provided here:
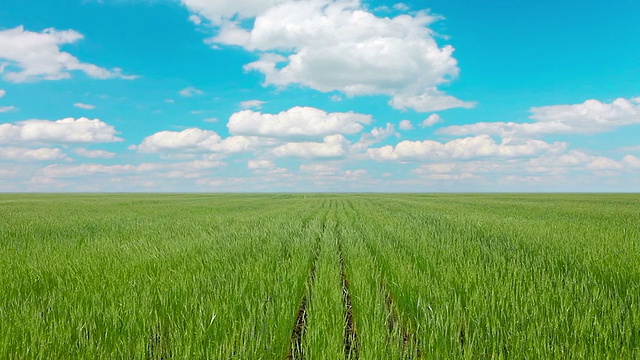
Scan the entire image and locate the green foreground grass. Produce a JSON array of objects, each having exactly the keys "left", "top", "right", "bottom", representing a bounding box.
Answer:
[{"left": 1, "top": 194, "right": 639, "bottom": 359}]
